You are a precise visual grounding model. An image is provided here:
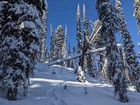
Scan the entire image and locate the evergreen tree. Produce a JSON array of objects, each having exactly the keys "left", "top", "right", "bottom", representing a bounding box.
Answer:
[
  {"left": 83, "top": 4, "right": 90, "bottom": 72},
  {"left": 50, "top": 24, "right": 56, "bottom": 61},
  {"left": 133, "top": 0, "right": 140, "bottom": 58},
  {"left": 133, "top": 0, "right": 140, "bottom": 33},
  {"left": 76, "top": 4, "right": 83, "bottom": 54},
  {"left": 116, "top": 0, "right": 140, "bottom": 92},
  {"left": 40, "top": 0, "right": 48, "bottom": 63},
  {"left": 96, "top": 0, "right": 128, "bottom": 102},
  {"left": 0, "top": 0, "right": 43, "bottom": 100},
  {"left": 56, "top": 25, "right": 64, "bottom": 60},
  {"left": 62, "top": 25, "right": 68, "bottom": 66}
]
